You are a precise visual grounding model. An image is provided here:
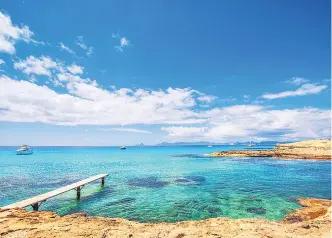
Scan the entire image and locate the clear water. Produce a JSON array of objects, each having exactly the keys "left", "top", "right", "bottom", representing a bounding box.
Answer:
[{"left": 0, "top": 145, "right": 330, "bottom": 222}]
